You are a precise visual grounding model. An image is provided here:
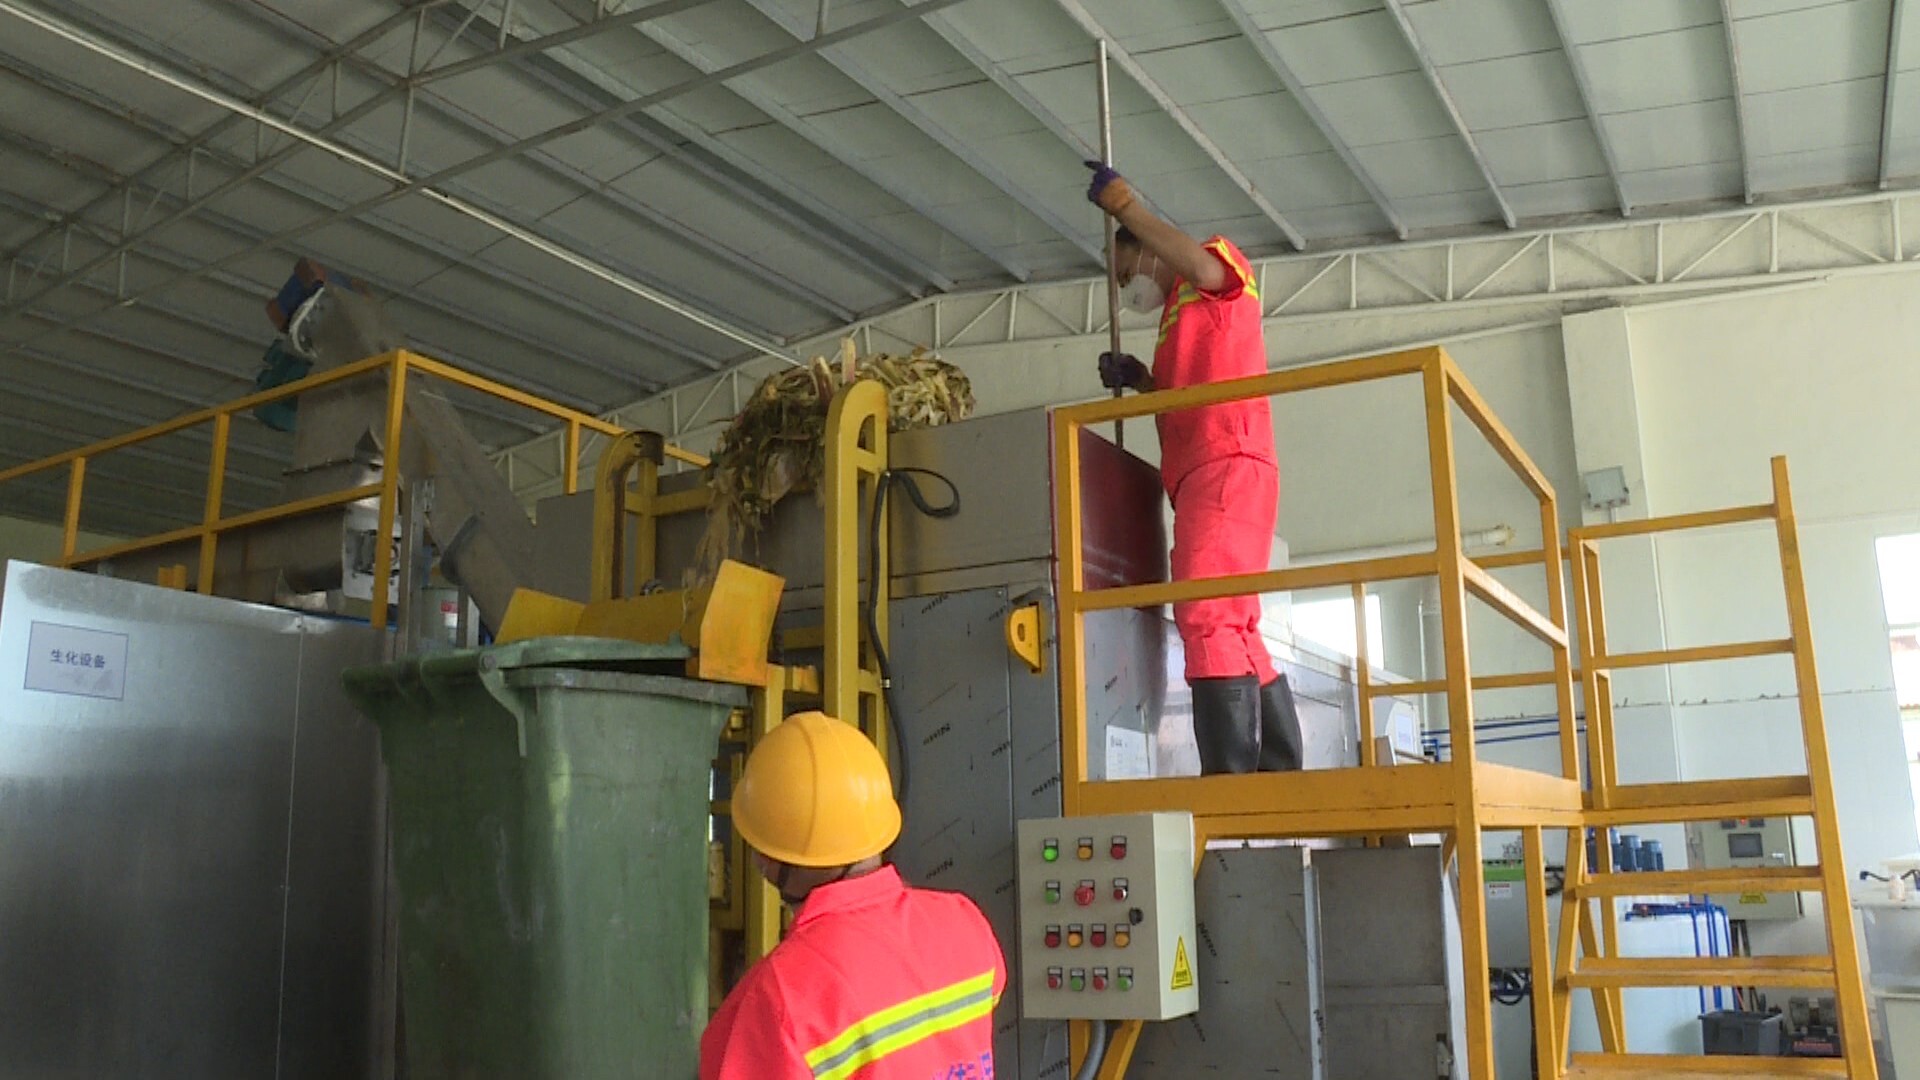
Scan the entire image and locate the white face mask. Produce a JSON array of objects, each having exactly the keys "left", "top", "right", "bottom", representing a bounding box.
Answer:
[{"left": 1120, "top": 252, "right": 1165, "bottom": 313}]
